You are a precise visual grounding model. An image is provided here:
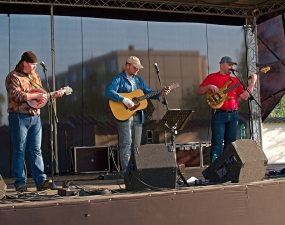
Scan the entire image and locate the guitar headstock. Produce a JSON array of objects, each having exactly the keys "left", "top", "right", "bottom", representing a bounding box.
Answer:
[
  {"left": 63, "top": 86, "right": 73, "bottom": 95},
  {"left": 168, "top": 83, "right": 180, "bottom": 90},
  {"left": 260, "top": 66, "right": 270, "bottom": 74}
]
